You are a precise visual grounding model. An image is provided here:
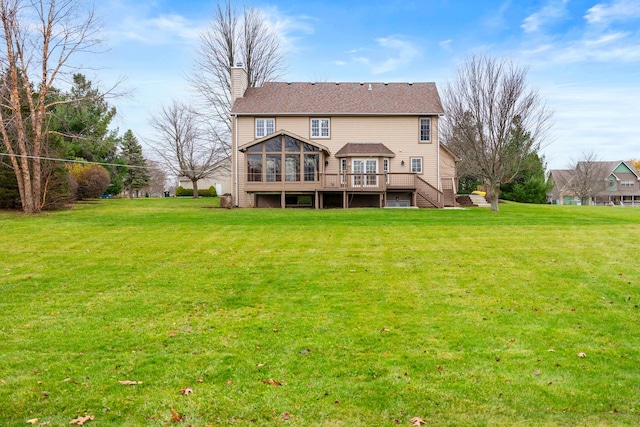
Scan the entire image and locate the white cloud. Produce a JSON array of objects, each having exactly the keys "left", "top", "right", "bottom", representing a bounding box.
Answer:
[
  {"left": 260, "top": 6, "right": 315, "bottom": 55},
  {"left": 107, "top": 12, "right": 203, "bottom": 46},
  {"left": 540, "top": 83, "right": 640, "bottom": 168},
  {"left": 585, "top": 0, "right": 640, "bottom": 25},
  {"left": 345, "top": 36, "right": 422, "bottom": 75},
  {"left": 439, "top": 39, "right": 453, "bottom": 52},
  {"left": 521, "top": 0, "right": 569, "bottom": 33}
]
